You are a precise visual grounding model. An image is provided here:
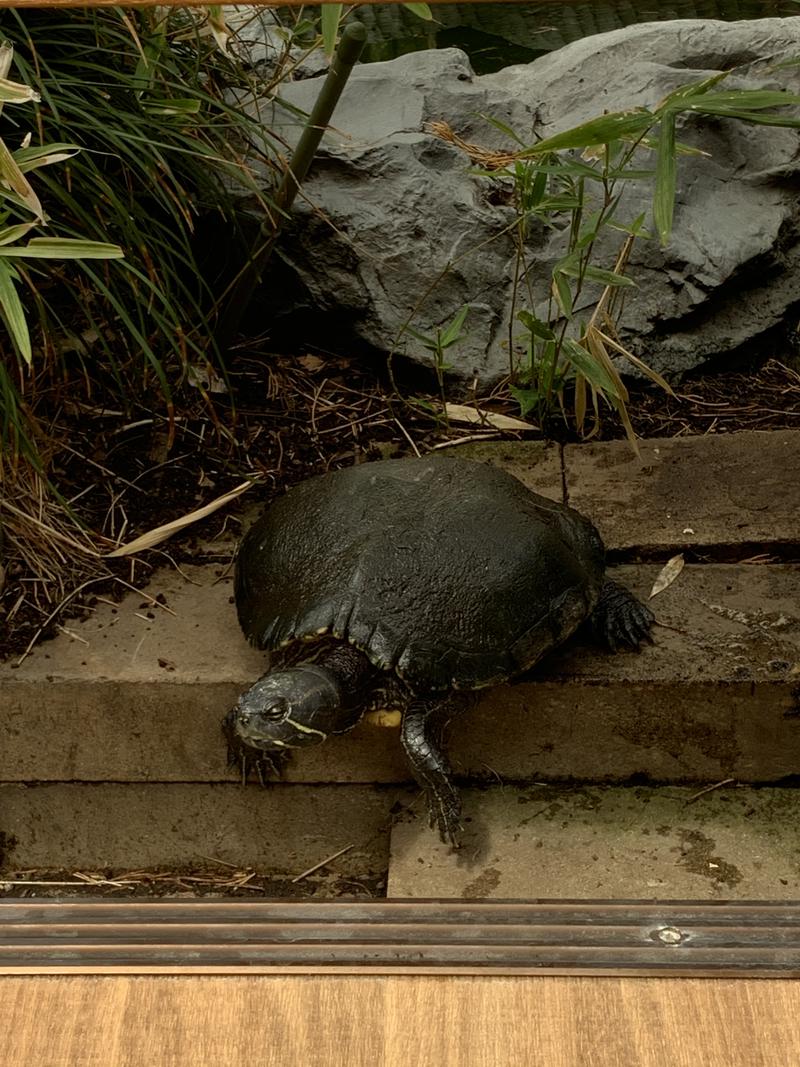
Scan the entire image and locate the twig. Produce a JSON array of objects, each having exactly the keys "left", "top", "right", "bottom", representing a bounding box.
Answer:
[
  {"left": 685, "top": 778, "right": 736, "bottom": 804},
  {"left": 431, "top": 432, "right": 503, "bottom": 451},
  {"left": 55, "top": 624, "right": 90, "bottom": 645},
  {"left": 393, "top": 418, "right": 421, "bottom": 457},
  {"left": 16, "top": 576, "right": 112, "bottom": 665},
  {"left": 291, "top": 844, "right": 354, "bottom": 883}
]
